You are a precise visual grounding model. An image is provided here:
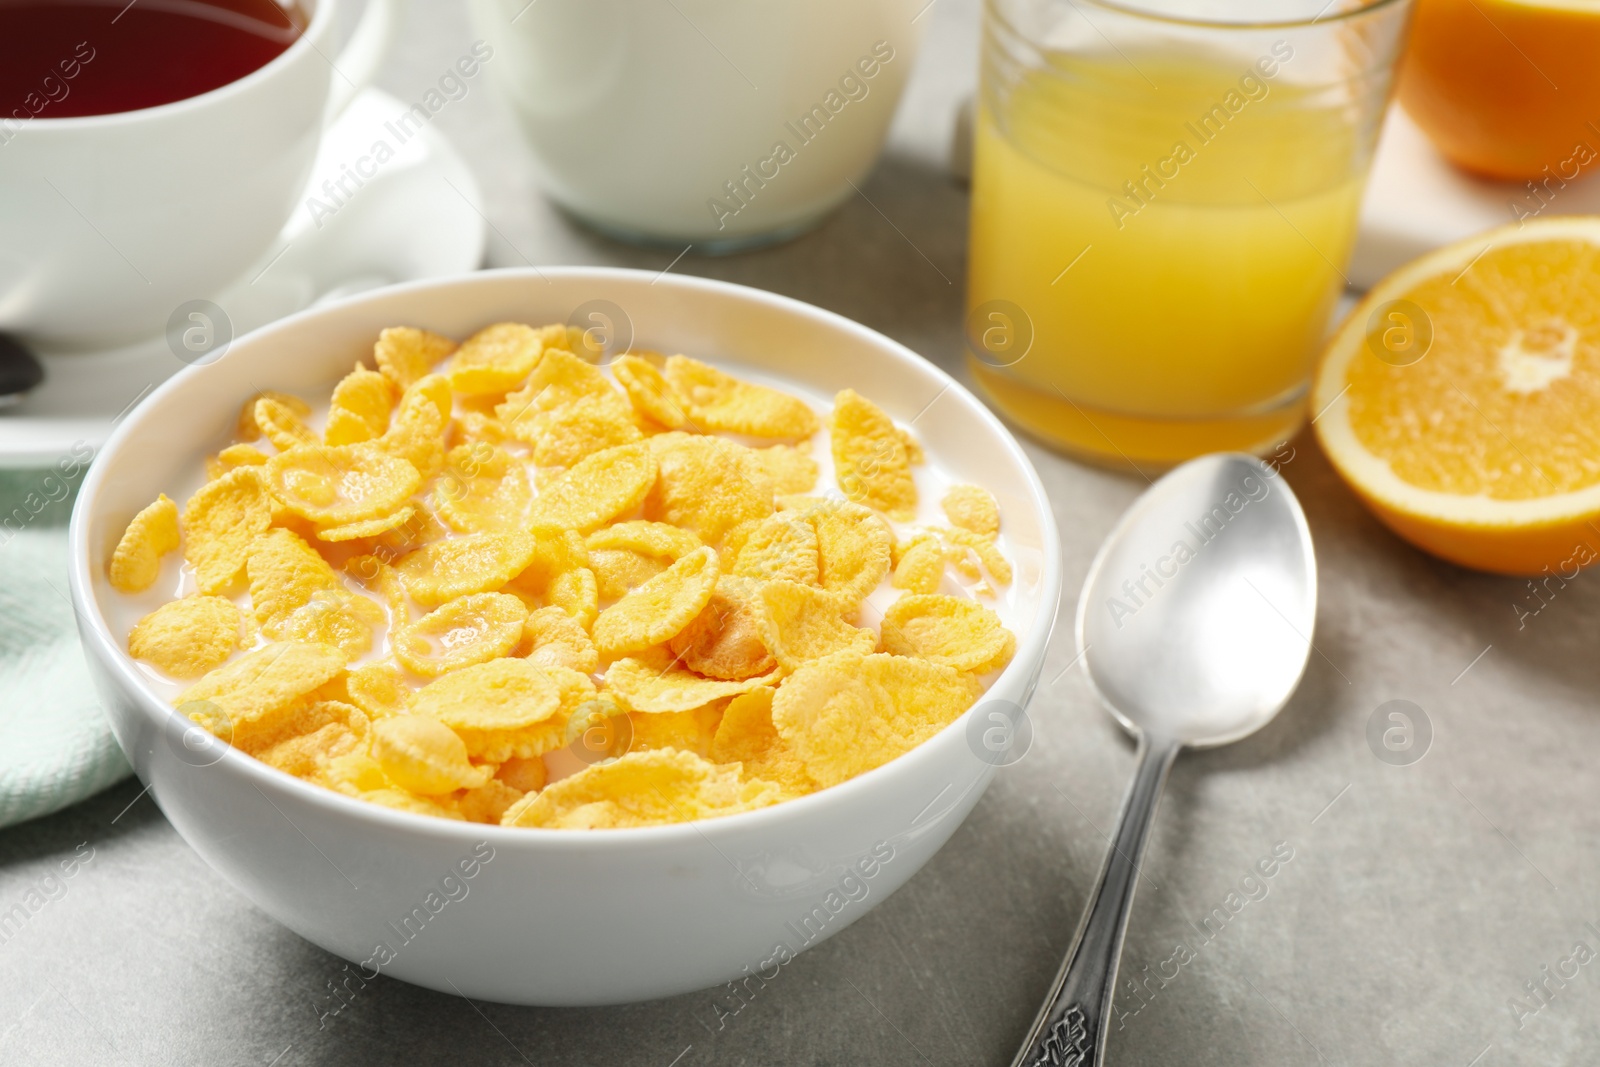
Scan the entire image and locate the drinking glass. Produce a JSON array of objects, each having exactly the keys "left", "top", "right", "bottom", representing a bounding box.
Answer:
[{"left": 966, "top": 0, "right": 1413, "bottom": 469}]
